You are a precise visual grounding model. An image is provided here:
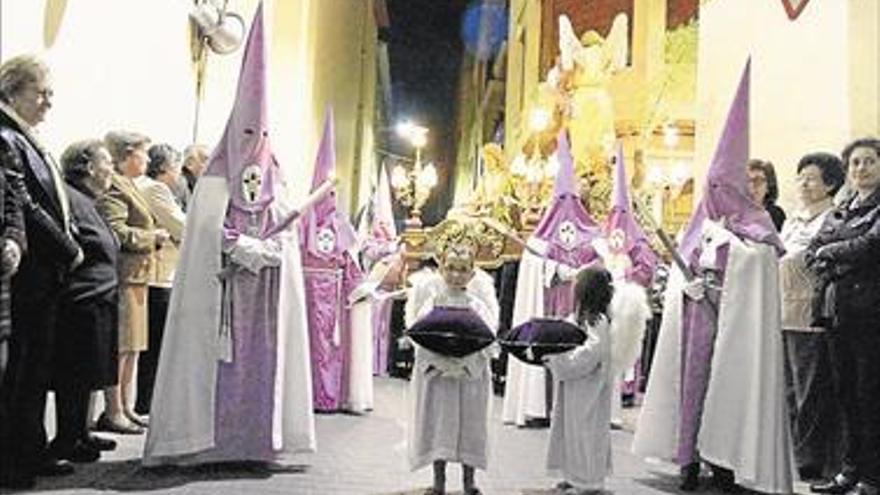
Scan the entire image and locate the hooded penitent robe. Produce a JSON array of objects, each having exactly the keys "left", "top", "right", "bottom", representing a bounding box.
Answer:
[
  {"left": 596, "top": 144, "right": 657, "bottom": 422},
  {"left": 301, "top": 110, "right": 364, "bottom": 413},
  {"left": 632, "top": 60, "right": 793, "bottom": 494},
  {"left": 143, "top": 2, "right": 315, "bottom": 465},
  {"left": 502, "top": 132, "right": 600, "bottom": 426}
]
